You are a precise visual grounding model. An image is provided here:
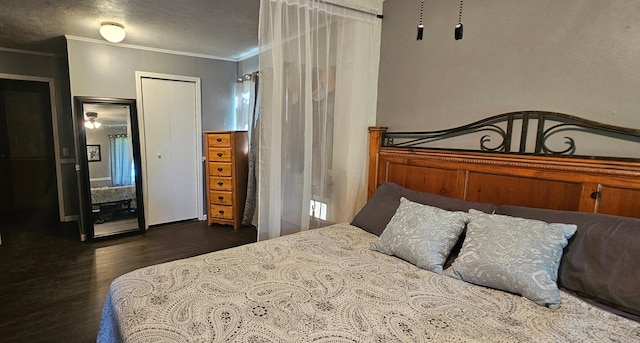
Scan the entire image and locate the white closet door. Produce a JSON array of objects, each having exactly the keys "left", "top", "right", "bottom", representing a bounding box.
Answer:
[{"left": 141, "top": 77, "right": 198, "bottom": 226}]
